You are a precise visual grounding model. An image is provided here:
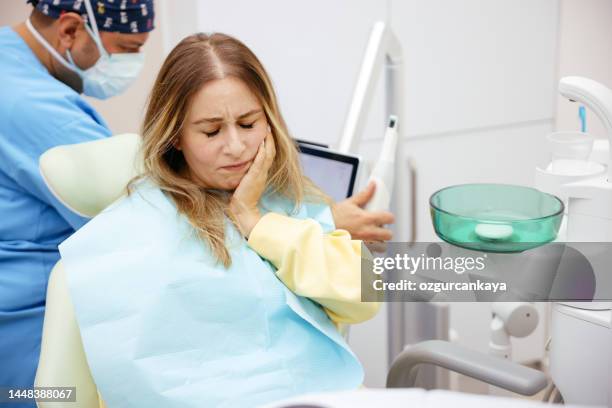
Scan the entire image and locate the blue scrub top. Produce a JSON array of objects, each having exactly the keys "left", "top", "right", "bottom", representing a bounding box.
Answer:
[{"left": 0, "top": 25, "right": 111, "bottom": 400}]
